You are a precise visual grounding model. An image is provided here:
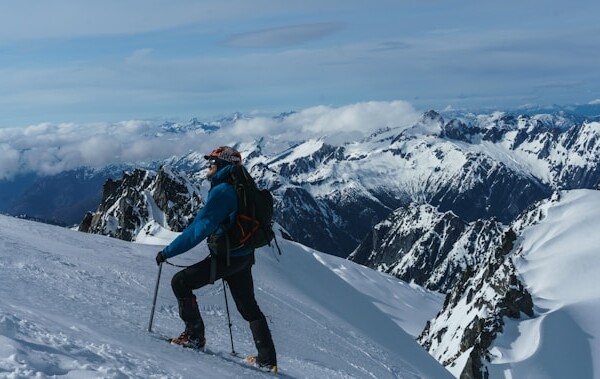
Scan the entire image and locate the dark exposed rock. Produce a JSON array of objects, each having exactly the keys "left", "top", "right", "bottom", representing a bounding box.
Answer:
[
  {"left": 79, "top": 165, "right": 203, "bottom": 242},
  {"left": 349, "top": 204, "right": 505, "bottom": 293},
  {"left": 417, "top": 226, "right": 534, "bottom": 378}
]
